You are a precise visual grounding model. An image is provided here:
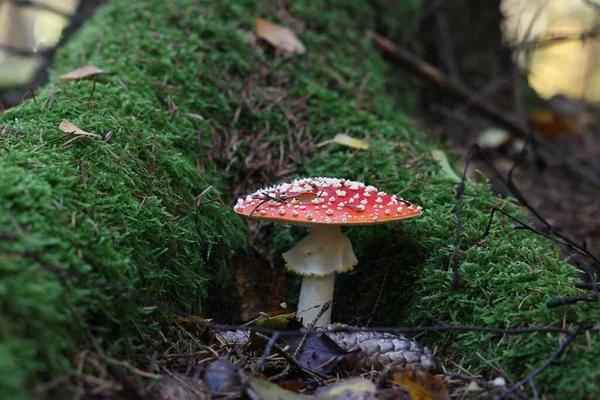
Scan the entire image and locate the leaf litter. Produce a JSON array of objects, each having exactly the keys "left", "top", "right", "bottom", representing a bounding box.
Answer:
[
  {"left": 60, "top": 65, "right": 108, "bottom": 81},
  {"left": 255, "top": 17, "right": 307, "bottom": 55}
]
